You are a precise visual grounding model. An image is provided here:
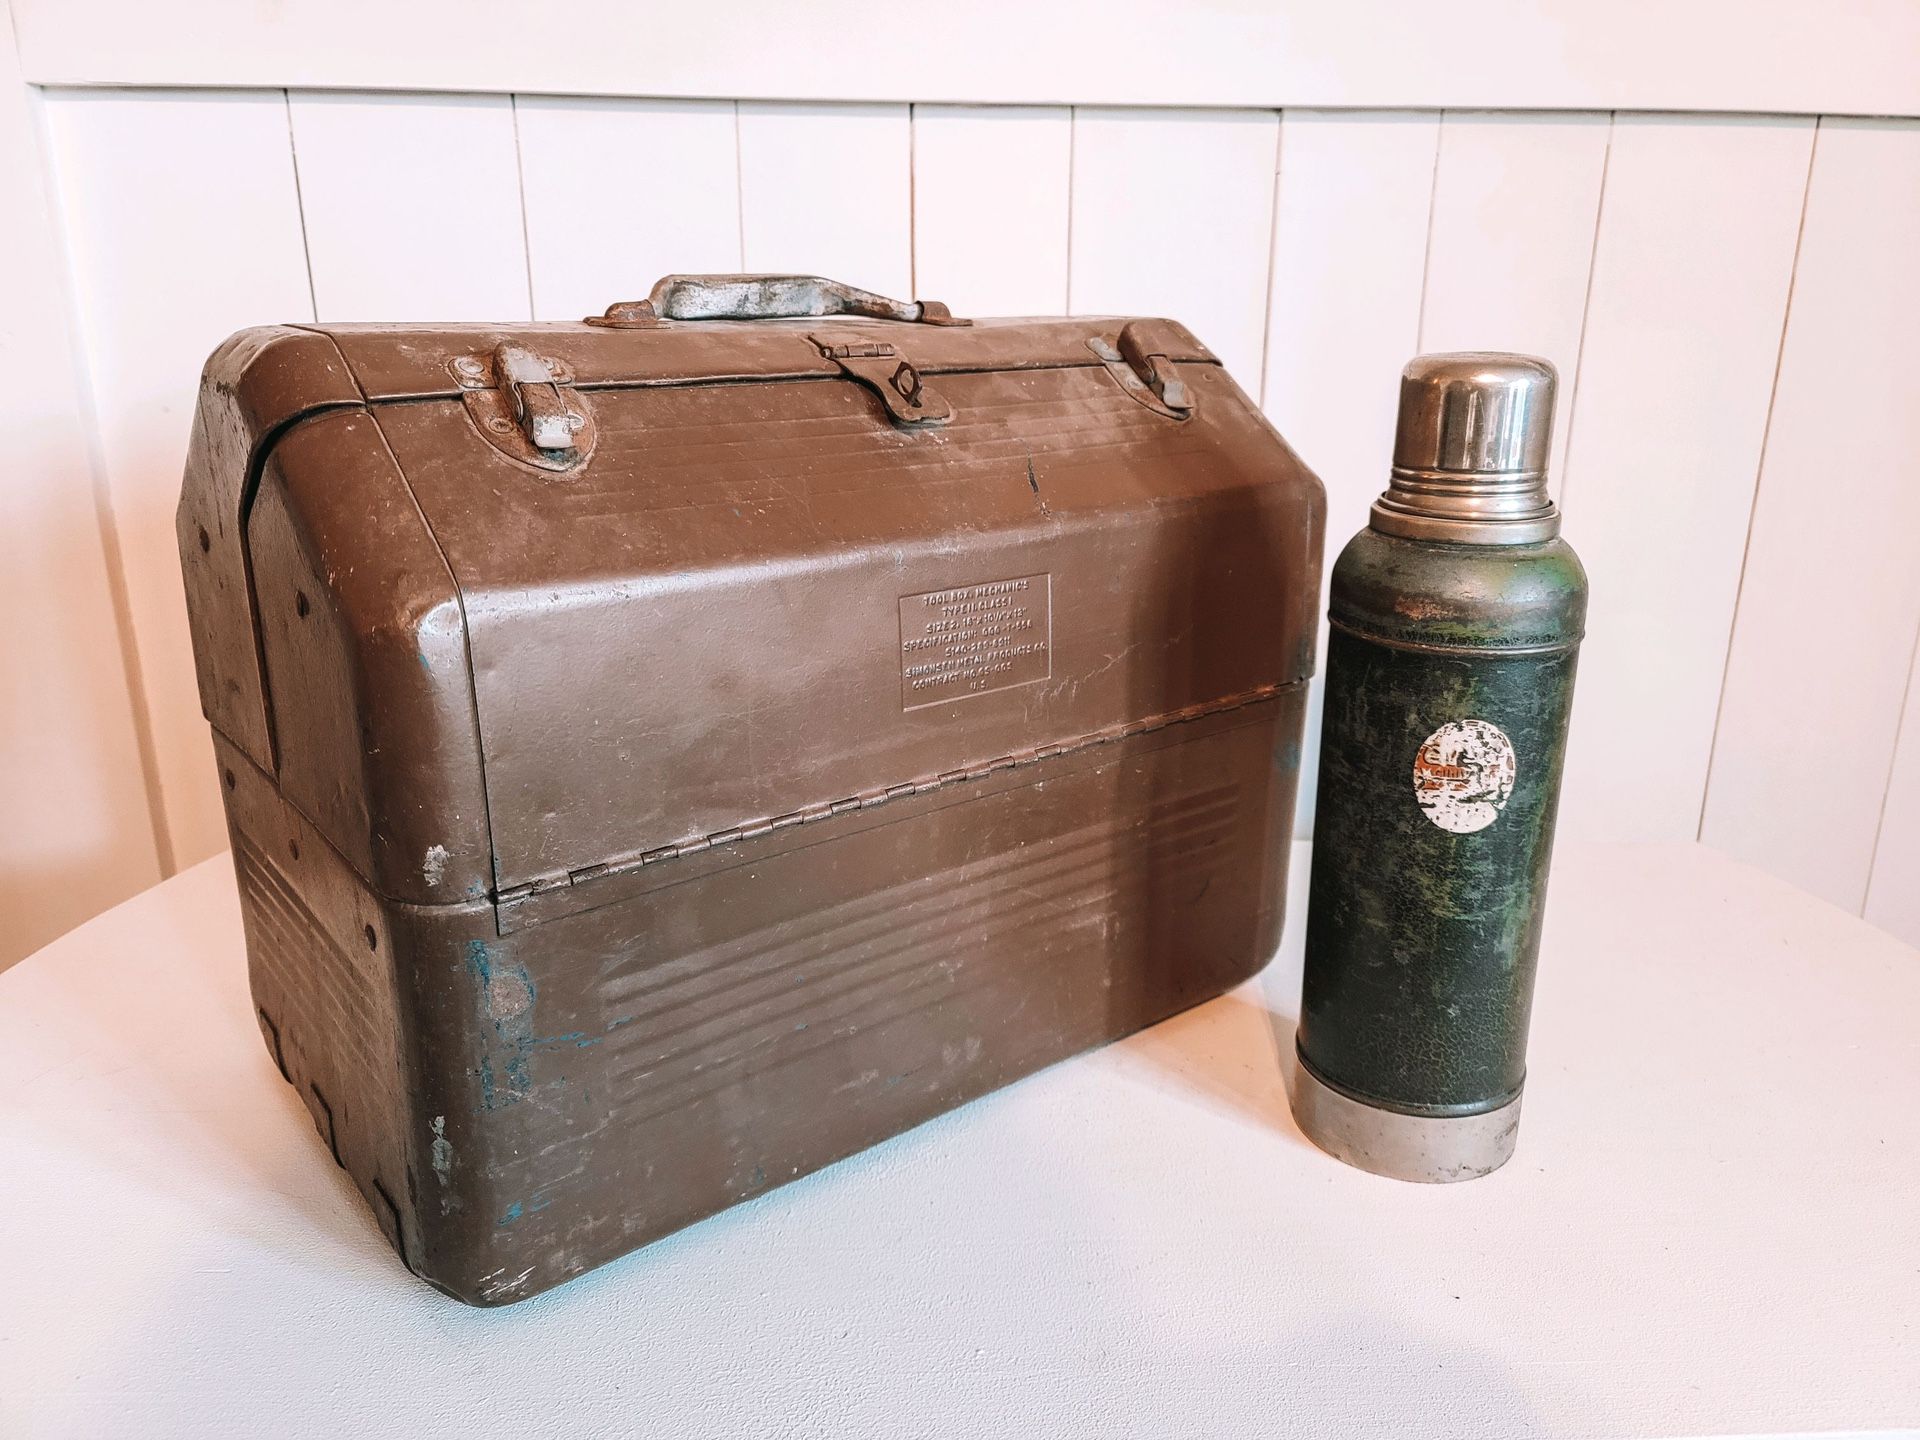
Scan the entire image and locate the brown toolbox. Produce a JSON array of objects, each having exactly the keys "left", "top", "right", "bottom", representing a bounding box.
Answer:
[{"left": 176, "top": 274, "right": 1325, "bottom": 1305}]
